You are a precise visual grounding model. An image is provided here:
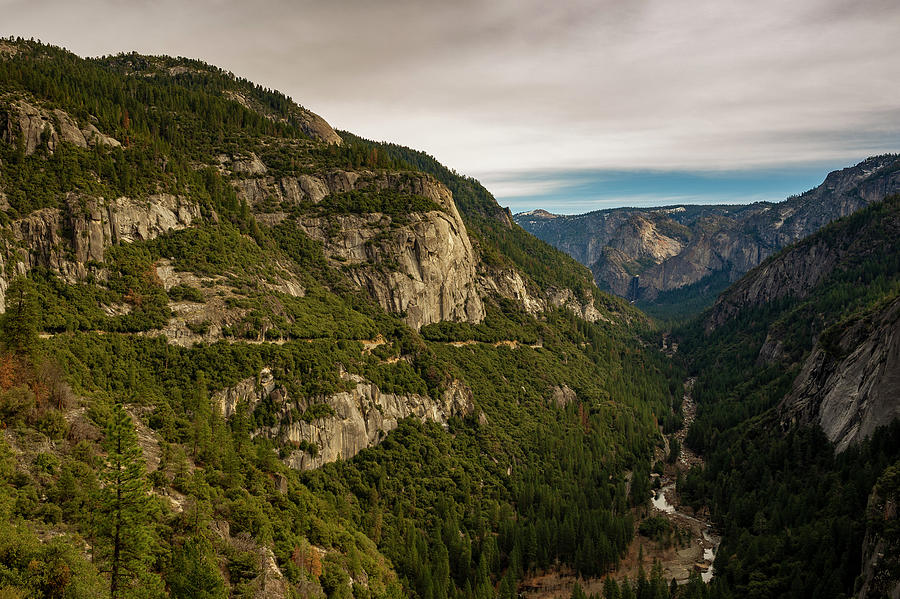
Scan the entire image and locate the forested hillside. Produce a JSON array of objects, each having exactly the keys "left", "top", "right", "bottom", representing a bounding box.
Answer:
[
  {"left": 676, "top": 196, "right": 900, "bottom": 598},
  {"left": 3, "top": 36, "right": 897, "bottom": 599},
  {"left": 0, "top": 39, "right": 684, "bottom": 599}
]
